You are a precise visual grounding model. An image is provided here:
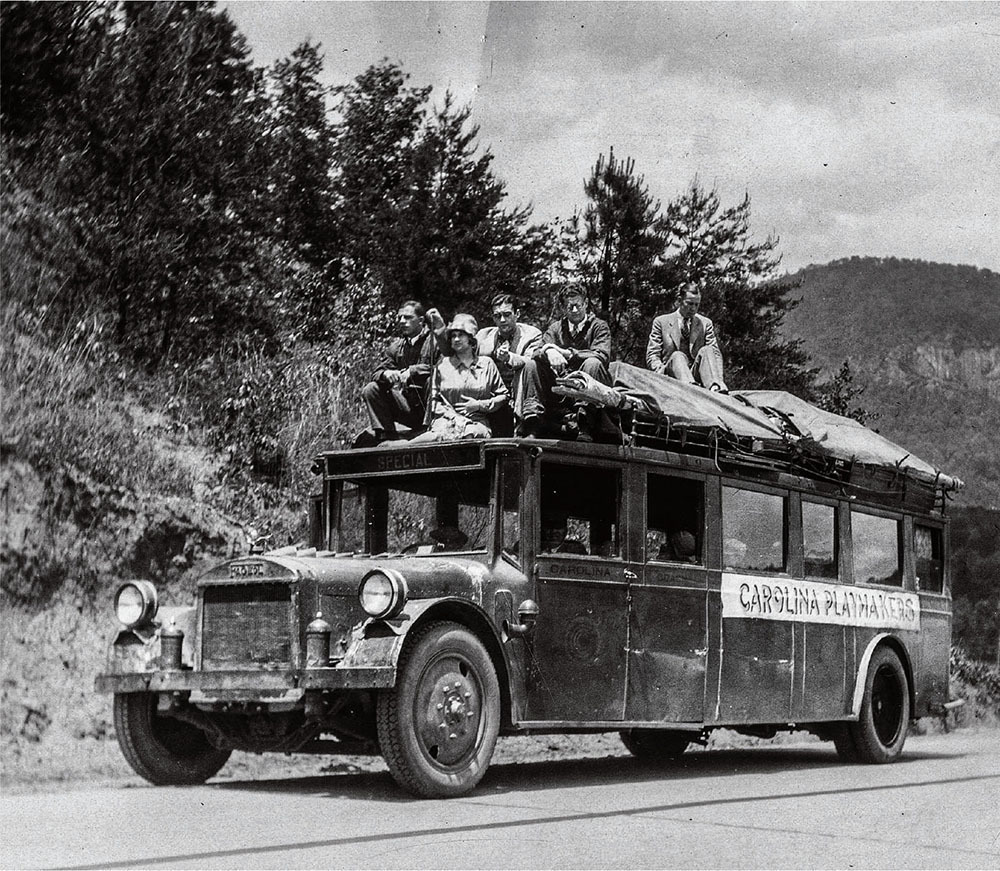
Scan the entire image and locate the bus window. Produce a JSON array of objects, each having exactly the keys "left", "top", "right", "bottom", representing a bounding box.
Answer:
[
  {"left": 646, "top": 474, "right": 703, "bottom": 564},
  {"left": 722, "top": 487, "right": 786, "bottom": 572},
  {"left": 540, "top": 462, "right": 621, "bottom": 557},
  {"left": 852, "top": 510, "right": 902, "bottom": 586},
  {"left": 915, "top": 524, "right": 944, "bottom": 593},
  {"left": 501, "top": 454, "right": 522, "bottom": 562},
  {"left": 803, "top": 501, "right": 838, "bottom": 579},
  {"left": 336, "top": 482, "right": 364, "bottom": 552}
]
